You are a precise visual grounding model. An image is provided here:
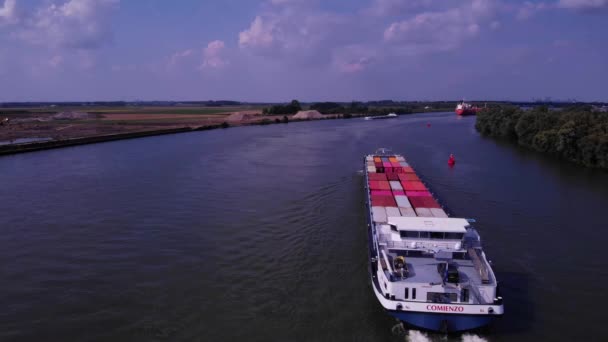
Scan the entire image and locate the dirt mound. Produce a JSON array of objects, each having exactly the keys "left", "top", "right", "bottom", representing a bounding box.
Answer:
[
  {"left": 52, "top": 112, "right": 98, "bottom": 120},
  {"left": 226, "top": 111, "right": 261, "bottom": 122},
  {"left": 292, "top": 110, "right": 323, "bottom": 119}
]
